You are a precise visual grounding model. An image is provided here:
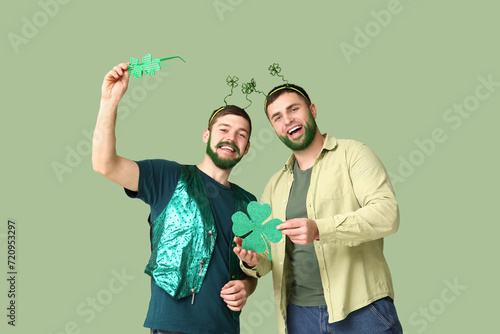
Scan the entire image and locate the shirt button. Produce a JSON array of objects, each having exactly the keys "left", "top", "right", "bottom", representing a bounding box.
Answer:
[
  {"left": 283, "top": 200, "right": 287, "bottom": 203},
  {"left": 231, "top": 275, "right": 236, "bottom": 279},
  {"left": 279, "top": 262, "right": 283, "bottom": 266}
]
